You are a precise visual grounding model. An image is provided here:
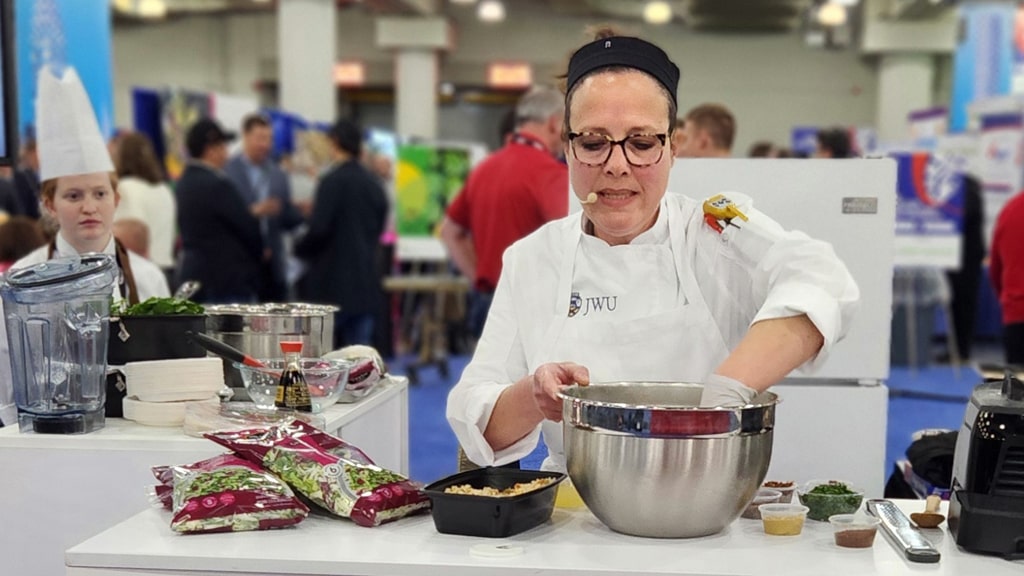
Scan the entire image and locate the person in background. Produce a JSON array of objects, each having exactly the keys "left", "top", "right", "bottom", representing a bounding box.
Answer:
[
  {"left": 114, "top": 131, "right": 177, "bottom": 277},
  {"left": 814, "top": 127, "right": 852, "bottom": 158},
  {"left": 943, "top": 174, "right": 984, "bottom": 361},
  {"left": 749, "top": 141, "right": 779, "bottom": 158},
  {"left": 439, "top": 86, "right": 569, "bottom": 339},
  {"left": 0, "top": 216, "right": 45, "bottom": 273},
  {"left": 13, "top": 137, "right": 41, "bottom": 219},
  {"left": 497, "top": 107, "right": 517, "bottom": 146},
  {"left": 112, "top": 218, "right": 150, "bottom": 261},
  {"left": 0, "top": 67, "right": 170, "bottom": 425},
  {"left": 225, "top": 114, "right": 304, "bottom": 302},
  {"left": 295, "top": 119, "right": 388, "bottom": 348},
  {"left": 673, "top": 103, "right": 735, "bottom": 158},
  {"left": 176, "top": 118, "right": 264, "bottom": 303},
  {"left": 0, "top": 166, "right": 19, "bottom": 218},
  {"left": 446, "top": 31, "right": 859, "bottom": 471},
  {"left": 989, "top": 188, "right": 1024, "bottom": 364}
]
